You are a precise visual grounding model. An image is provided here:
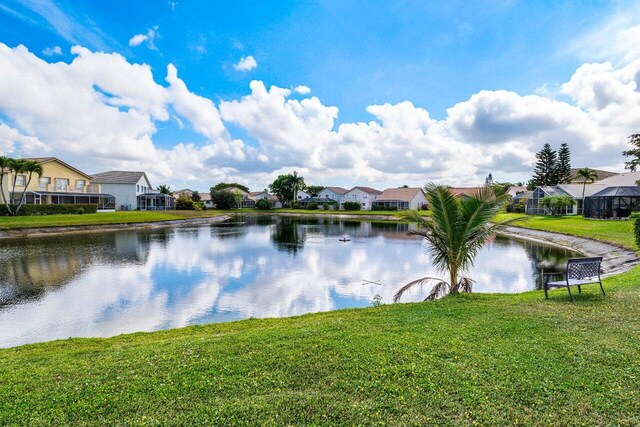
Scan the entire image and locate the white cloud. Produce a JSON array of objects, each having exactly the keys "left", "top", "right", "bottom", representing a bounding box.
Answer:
[
  {"left": 42, "top": 46, "right": 62, "bottom": 56},
  {"left": 129, "top": 27, "right": 158, "bottom": 50},
  {"left": 233, "top": 55, "right": 257, "bottom": 72},
  {"left": 1, "top": 37, "right": 640, "bottom": 191},
  {"left": 294, "top": 85, "right": 311, "bottom": 95}
]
